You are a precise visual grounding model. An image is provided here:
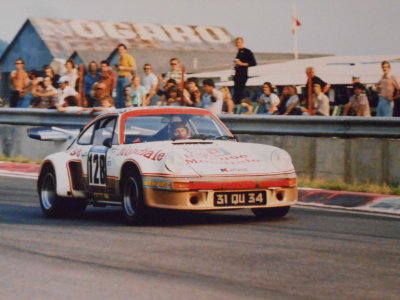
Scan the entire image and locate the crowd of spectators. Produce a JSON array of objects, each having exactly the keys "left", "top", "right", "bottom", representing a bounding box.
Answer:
[{"left": 3, "top": 40, "right": 400, "bottom": 117}]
